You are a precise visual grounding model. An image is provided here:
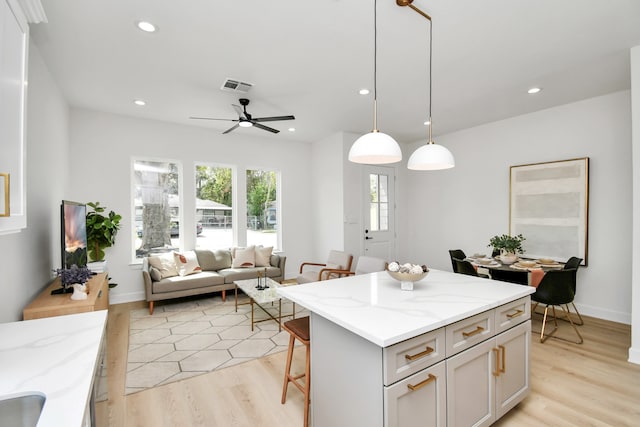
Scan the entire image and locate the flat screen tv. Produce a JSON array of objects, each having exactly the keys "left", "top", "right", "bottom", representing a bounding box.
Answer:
[{"left": 61, "top": 200, "right": 88, "bottom": 269}]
